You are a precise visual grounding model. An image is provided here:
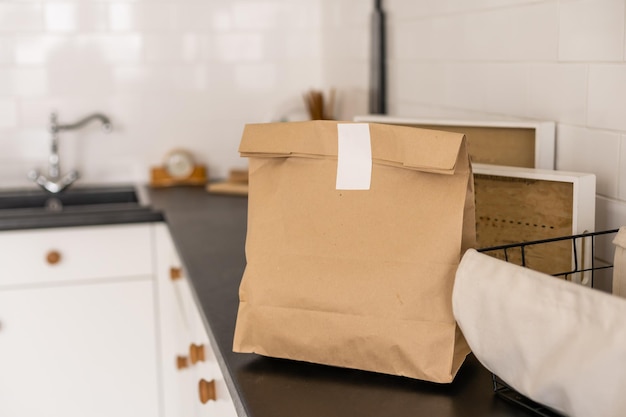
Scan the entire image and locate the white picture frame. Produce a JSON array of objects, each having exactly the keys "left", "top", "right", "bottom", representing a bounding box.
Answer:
[{"left": 354, "top": 115, "right": 556, "bottom": 170}]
